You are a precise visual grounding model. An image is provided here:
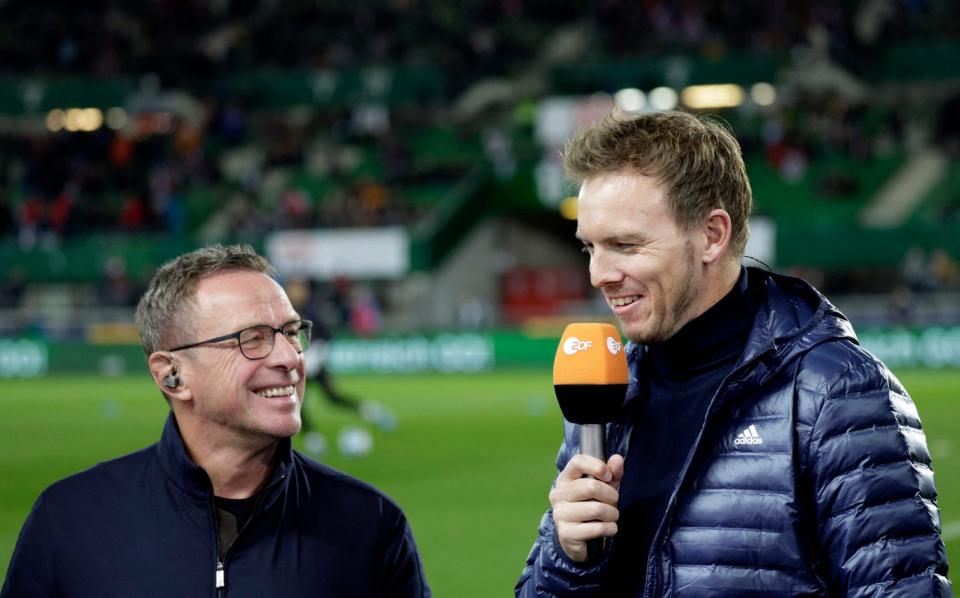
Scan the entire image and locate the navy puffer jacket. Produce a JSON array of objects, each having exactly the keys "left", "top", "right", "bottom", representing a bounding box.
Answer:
[{"left": 517, "top": 269, "right": 951, "bottom": 596}]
